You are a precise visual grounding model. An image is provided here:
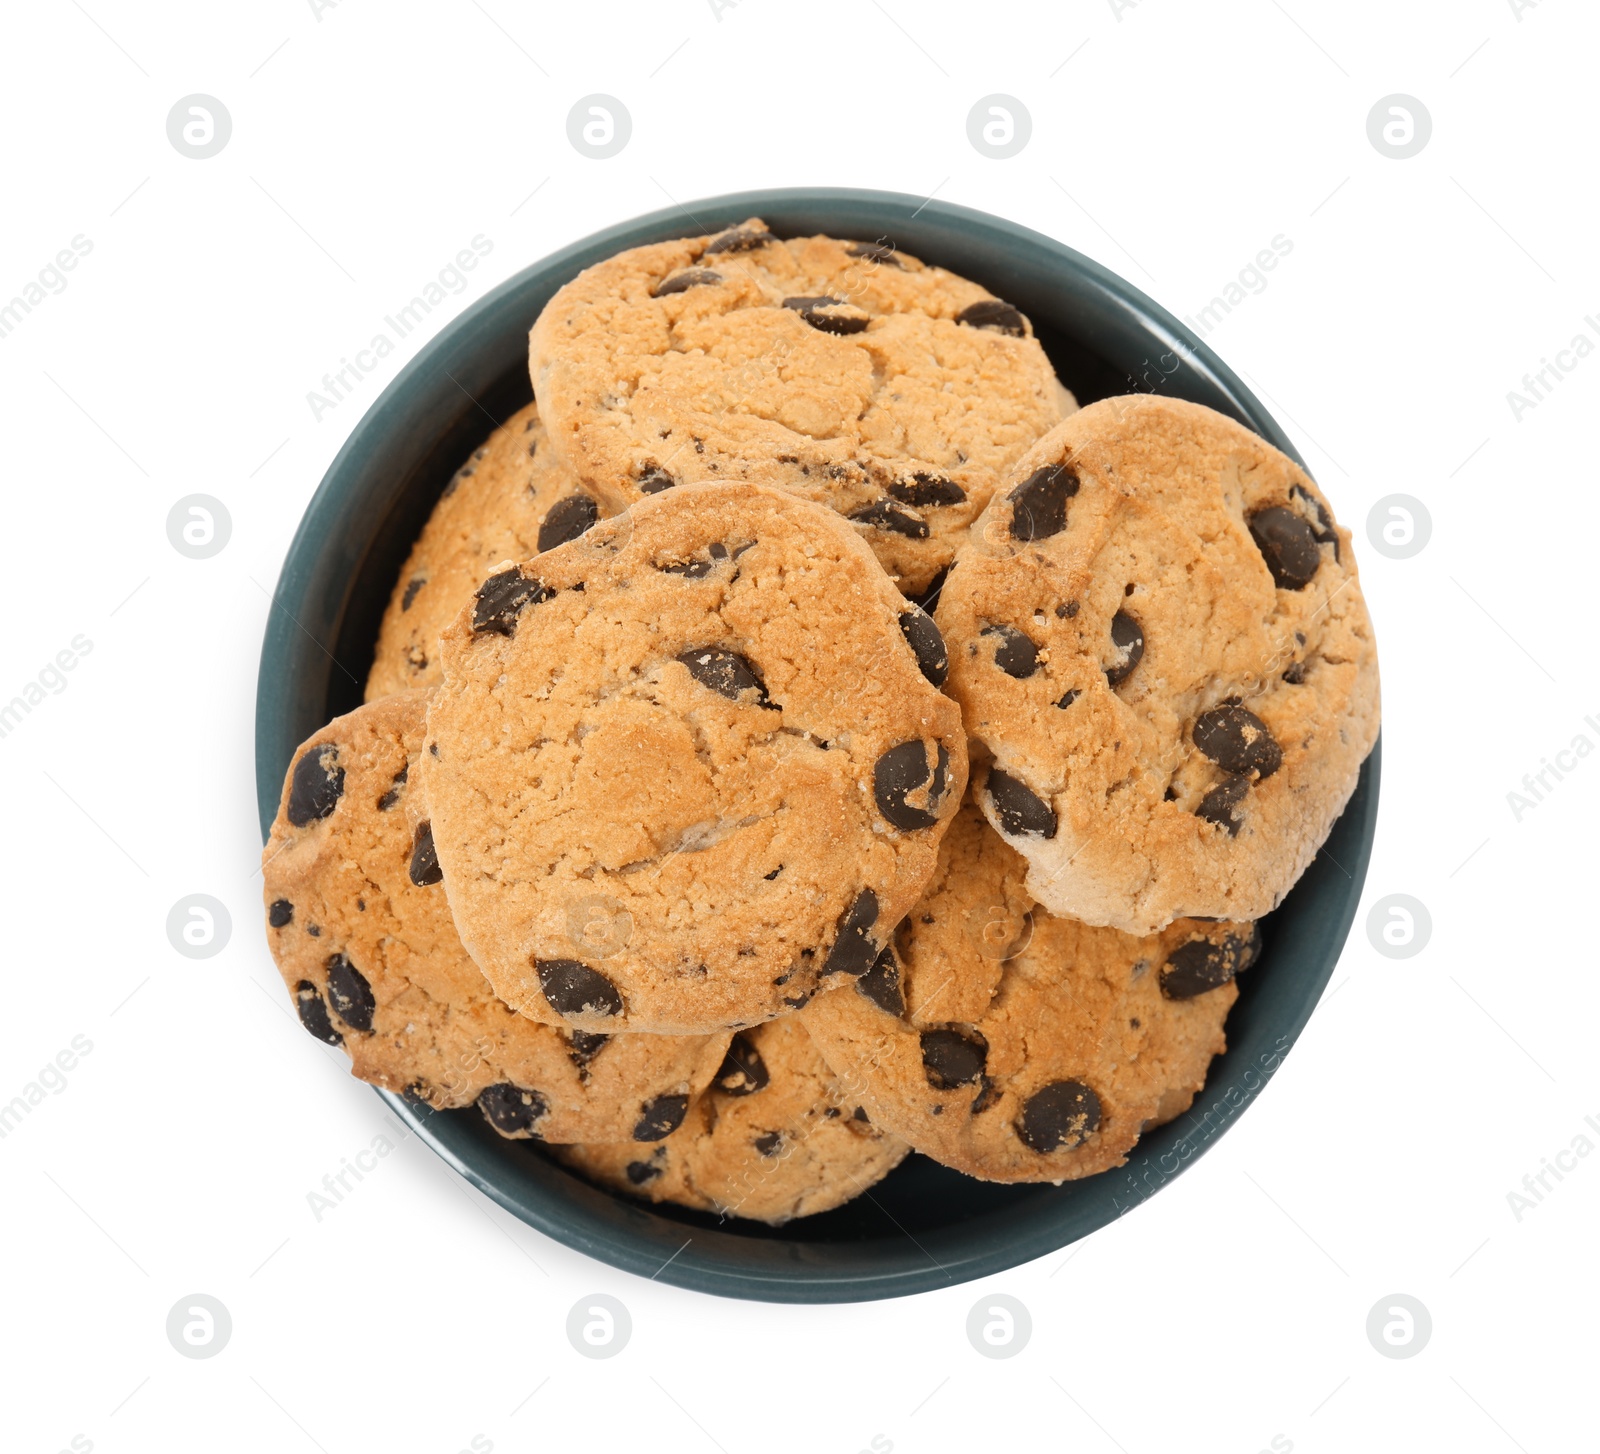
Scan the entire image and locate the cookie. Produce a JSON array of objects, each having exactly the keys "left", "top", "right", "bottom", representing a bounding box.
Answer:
[
  {"left": 802, "top": 800, "right": 1253, "bottom": 1183},
  {"left": 263, "top": 691, "right": 730, "bottom": 1142},
  {"left": 419, "top": 480, "right": 968, "bottom": 1035},
  {"left": 528, "top": 219, "right": 1067, "bottom": 594},
  {"left": 554, "top": 1015, "right": 909, "bottom": 1223},
  {"left": 937, "top": 395, "right": 1379, "bottom": 933},
  {"left": 366, "top": 401, "right": 607, "bottom": 699}
]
